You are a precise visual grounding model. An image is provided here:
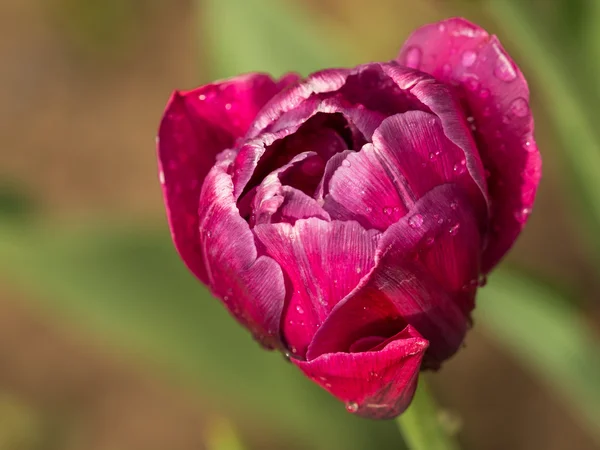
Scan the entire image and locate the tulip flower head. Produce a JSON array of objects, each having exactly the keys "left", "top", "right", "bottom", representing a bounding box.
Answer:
[{"left": 157, "top": 18, "right": 541, "bottom": 418}]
